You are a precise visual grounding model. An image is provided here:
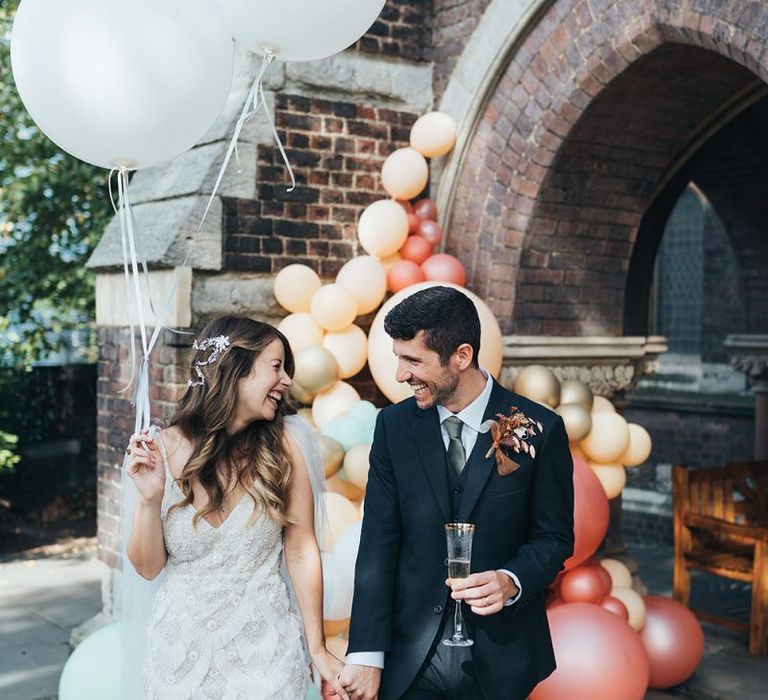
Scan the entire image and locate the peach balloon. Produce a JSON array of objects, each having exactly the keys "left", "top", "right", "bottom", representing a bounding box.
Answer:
[
  {"left": 413, "top": 198, "right": 437, "bottom": 221},
  {"left": 310, "top": 284, "right": 358, "bottom": 332},
  {"left": 326, "top": 473, "right": 364, "bottom": 502},
  {"left": 400, "top": 235, "right": 433, "bottom": 265},
  {"left": 590, "top": 463, "right": 627, "bottom": 499},
  {"left": 343, "top": 443, "right": 371, "bottom": 491},
  {"left": 387, "top": 260, "right": 425, "bottom": 293},
  {"left": 581, "top": 412, "right": 631, "bottom": 463},
  {"left": 609, "top": 587, "right": 647, "bottom": 631},
  {"left": 620, "top": 424, "right": 652, "bottom": 467},
  {"left": 602, "top": 595, "right": 630, "bottom": 621},
  {"left": 407, "top": 212, "right": 420, "bottom": 234},
  {"left": 323, "top": 619, "right": 349, "bottom": 637},
  {"left": 278, "top": 312, "right": 324, "bottom": 354},
  {"left": 294, "top": 346, "right": 340, "bottom": 393},
  {"left": 417, "top": 219, "right": 443, "bottom": 248},
  {"left": 322, "top": 325, "right": 368, "bottom": 379},
  {"left": 397, "top": 199, "right": 413, "bottom": 214},
  {"left": 273, "top": 264, "right": 321, "bottom": 313},
  {"left": 367, "top": 282, "right": 503, "bottom": 403},
  {"left": 410, "top": 111, "right": 458, "bottom": 158},
  {"left": 312, "top": 381, "right": 361, "bottom": 428},
  {"left": 380, "top": 147, "right": 429, "bottom": 200},
  {"left": 320, "top": 492, "right": 360, "bottom": 551},
  {"left": 358, "top": 199, "right": 409, "bottom": 258},
  {"left": 335, "top": 255, "right": 387, "bottom": 316},
  {"left": 600, "top": 559, "right": 633, "bottom": 589},
  {"left": 421, "top": 254, "right": 466, "bottom": 286},
  {"left": 378, "top": 252, "right": 402, "bottom": 273},
  {"left": 591, "top": 396, "right": 616, "bottom": 413}
]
